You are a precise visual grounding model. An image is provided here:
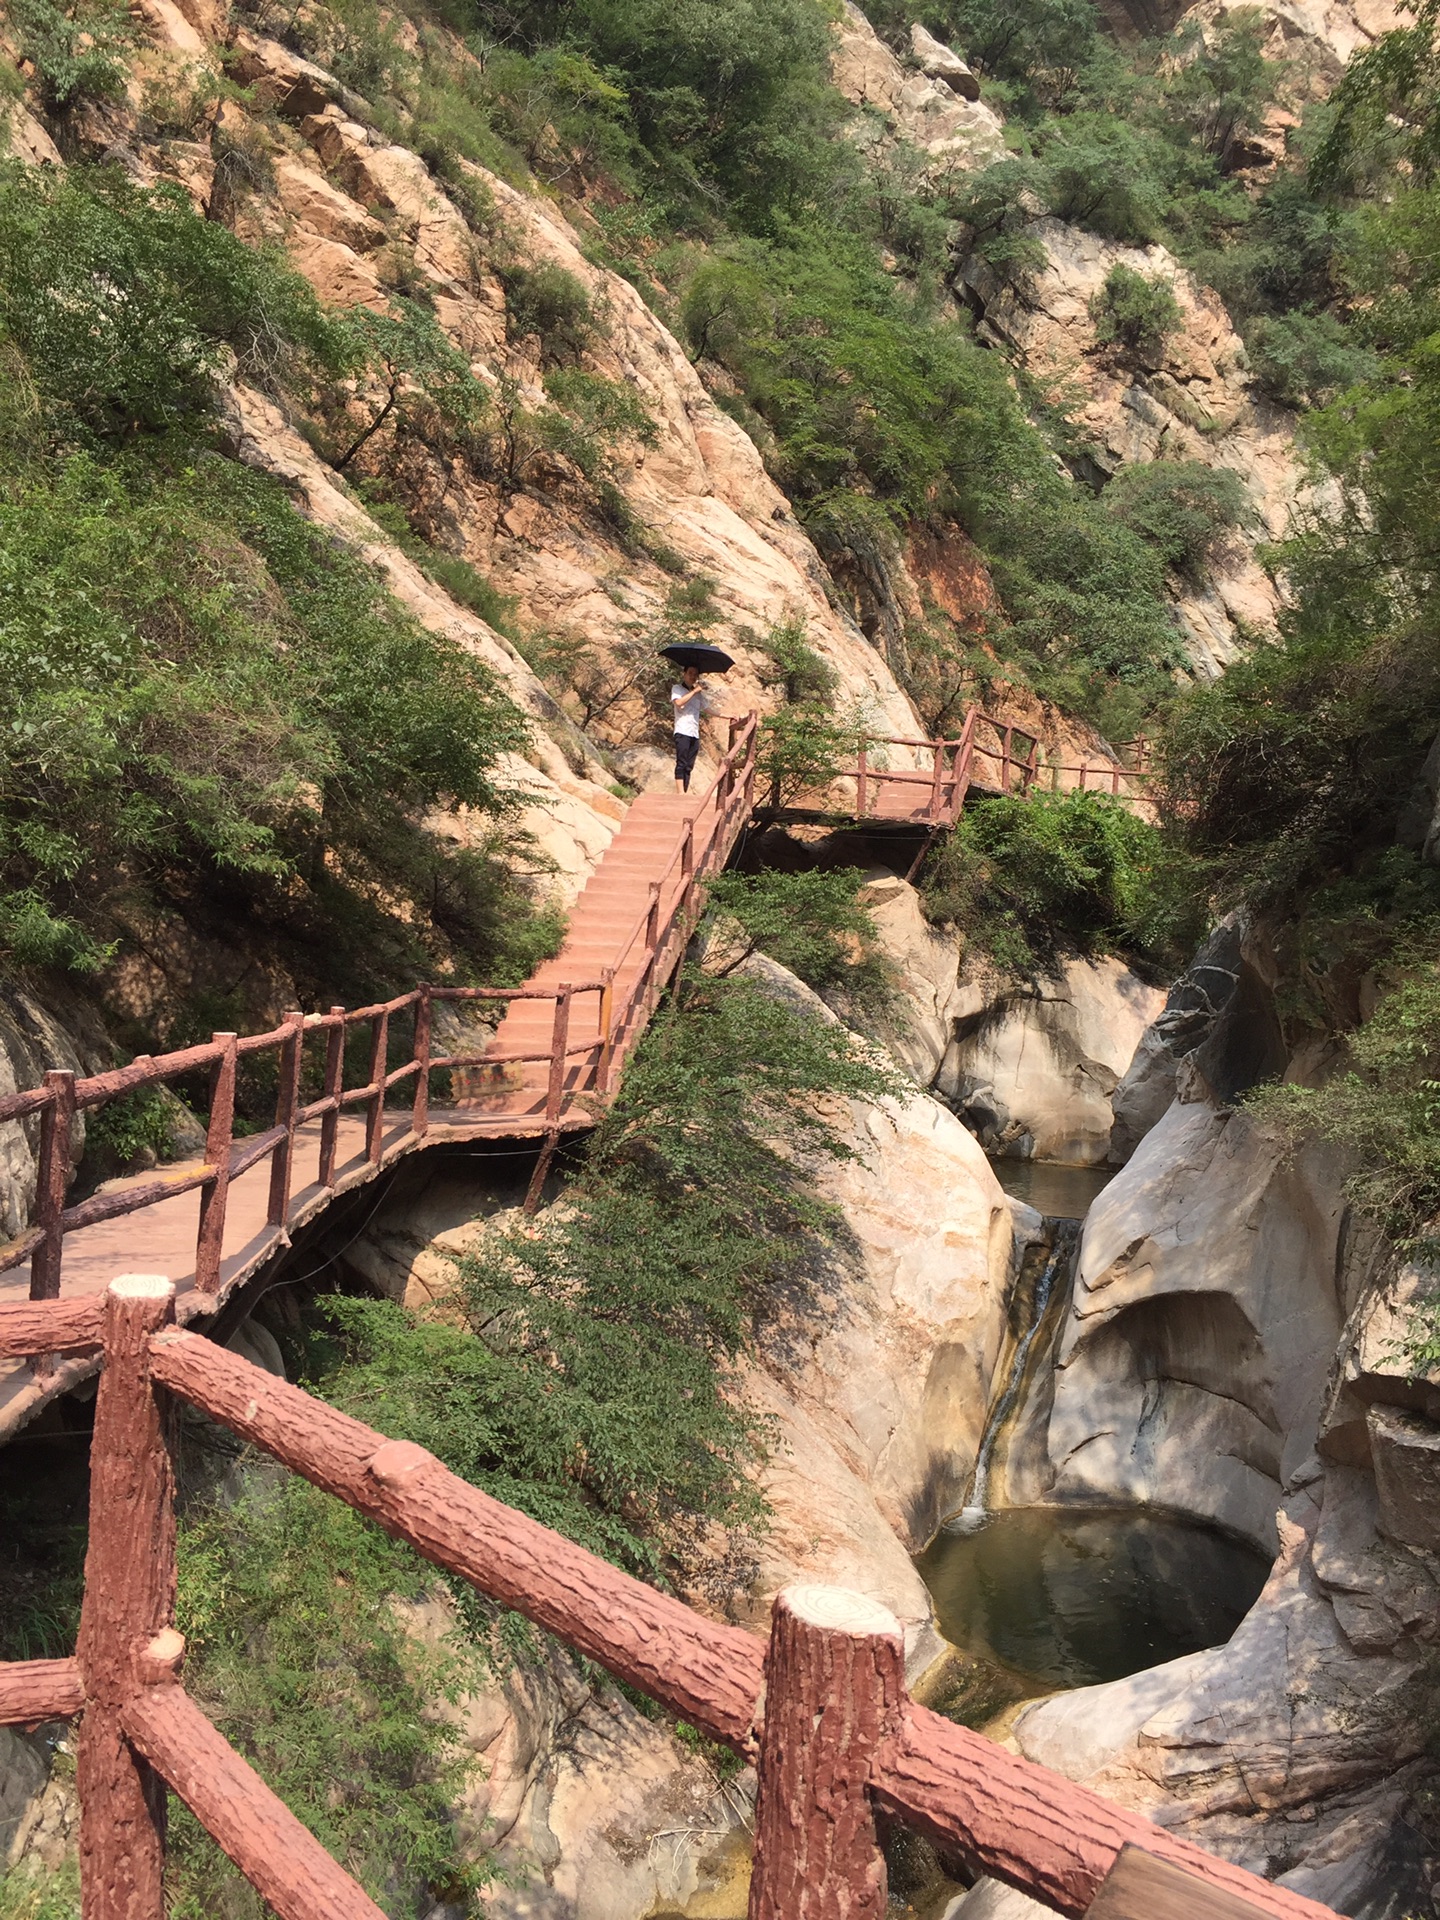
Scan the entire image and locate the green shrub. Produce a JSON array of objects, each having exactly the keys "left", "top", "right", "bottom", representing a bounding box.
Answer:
[
  {"left": 499, "top": 262, "right": 596, "bottom": 362},
  {"left": 1248, "top": 949, "right": 1440, "bottom": 1272},
  {"left": 0, "top": 448, "right": 527, "bottom": 981},
  {"left": 1104, "top": 459, "right": 1251, "bottom": 577},
  {"left": 314, "top": 968, "right": 904, "bottom": 1576},
  {"left": 921, "top": 790, "right": 1193, "bottom": 976},
  {"left": 0, "top": 1862, "right": 80, "bottom": 1920},
  {"left": 7, "top": 0, "right": 134, "bottom": 109},
  {"left": 0, "top": 165, "right": 347, "bottom": 437},
  {"left": 172, "top": 1471, "right": 488, "bottom": 1917},
  {"left": 705, "top": 867, "right": 897, "bottom": 1014},
  {"left": 1244, "top": 310, "right": 1378, "bottom": 408},
  {"left": 1089, "top": 262, "right": 1184, "bottom": 358}
]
